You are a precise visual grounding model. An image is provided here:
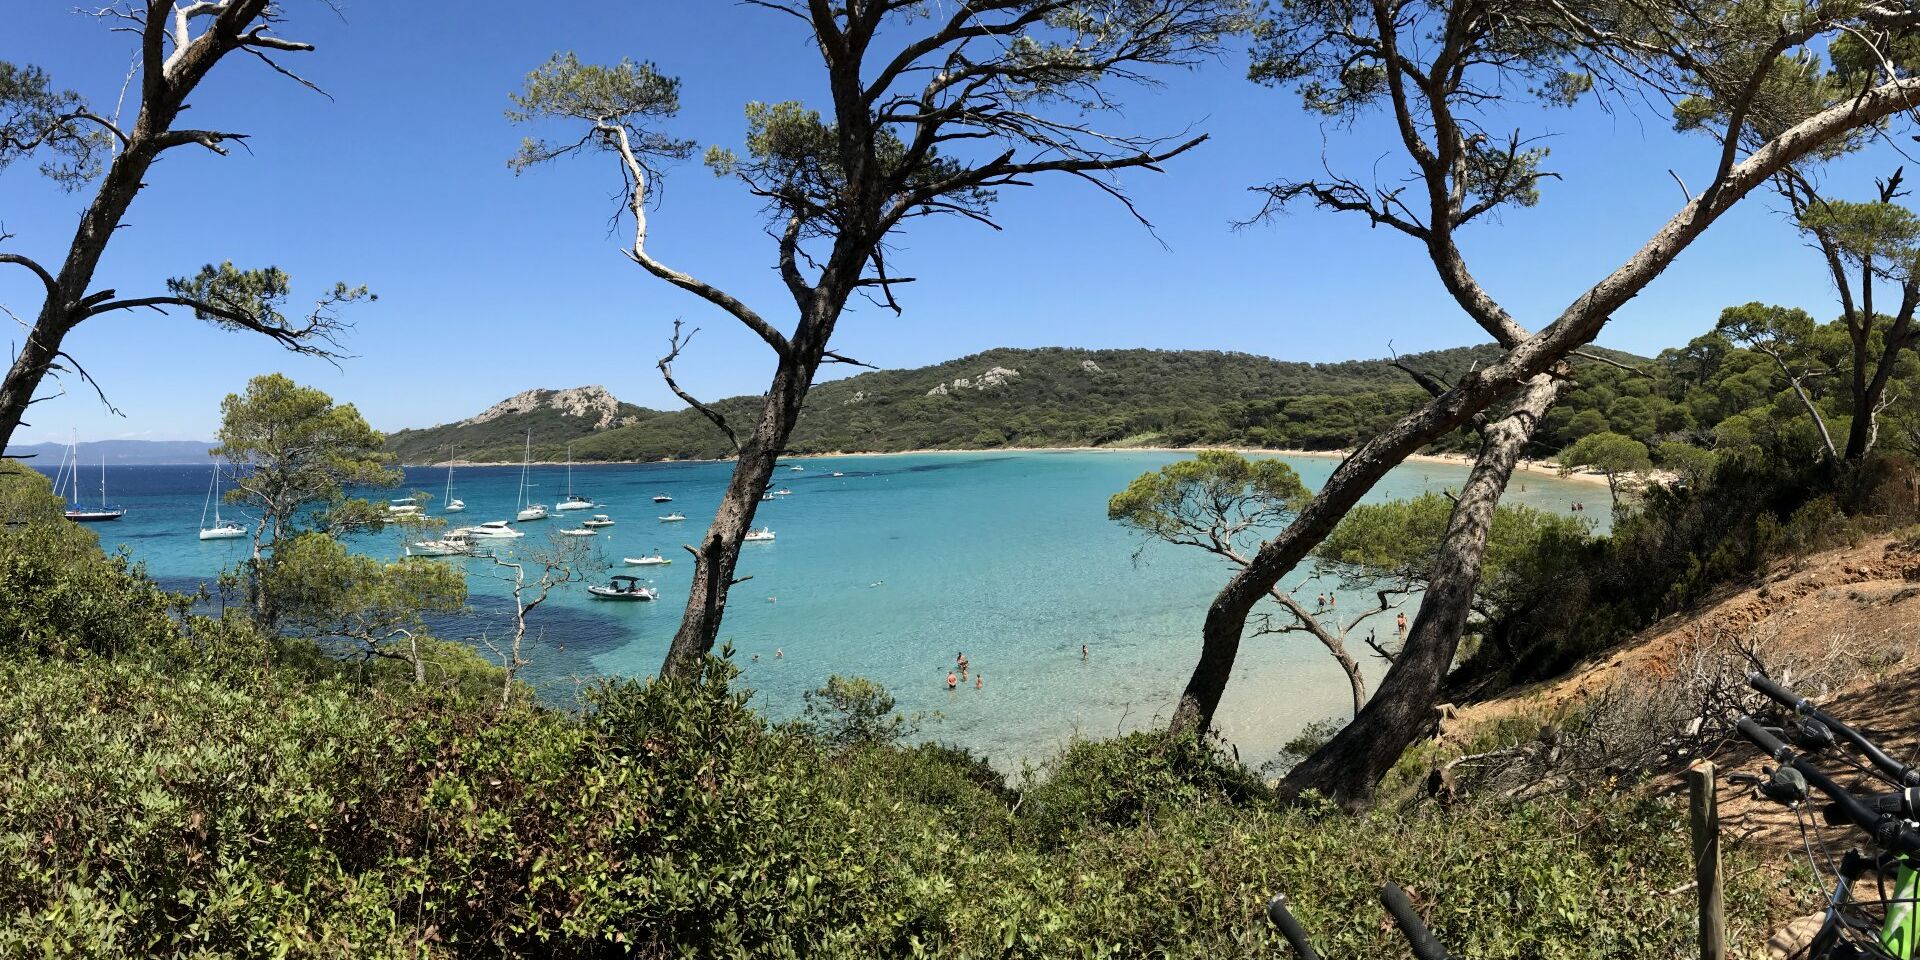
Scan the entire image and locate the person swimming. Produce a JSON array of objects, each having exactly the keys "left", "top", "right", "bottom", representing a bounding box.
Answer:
[{"left": 947, "top": 671, "right": 958, "bottom": 690}]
